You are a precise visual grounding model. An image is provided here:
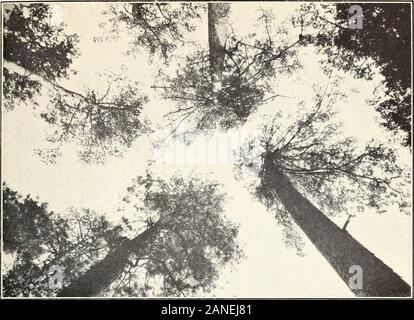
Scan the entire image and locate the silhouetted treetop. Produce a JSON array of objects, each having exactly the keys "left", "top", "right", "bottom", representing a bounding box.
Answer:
[
  {"left": 3, "top": 185, "right": 126, "bottom": 297},
  {"left": 3, "top": 176, "right": 242, "bottom": 297},
  {"left": 236, "top": 87, "right": 410, "bottom": 233},
  {"left": 295, "top": 3, "right": 411, "bottom": 146},
  {"left": 3, "top": 184, "right": 55, "bottom": 261},
  {"left": 109, "top": 174, "right": 242, "bottom": 296},
  {"left": 37, "top": 74, "right": 150, "bottom": 164},
  {"left": 156, "top": 11, "right": 301, "bottom": 132},
  {"left": 100, "top": 2, "right": 203, "bottom": 61},
  {"left": 3, "top": 3, "right": 78, "bottom": 109},
  {"left": 3, "top": 4, "right": 152, "bottom": 164}
]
